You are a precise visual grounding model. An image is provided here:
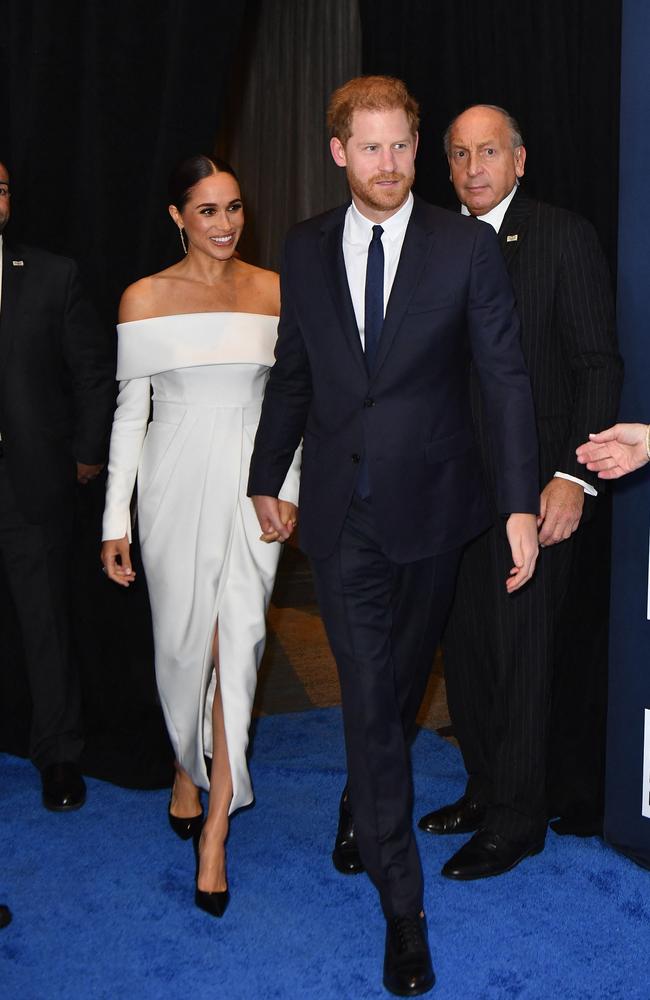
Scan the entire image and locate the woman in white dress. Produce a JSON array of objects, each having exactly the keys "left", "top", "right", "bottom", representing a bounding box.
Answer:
[{"left": 101, "top": 156, "right": 299, "bottom": 917}]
